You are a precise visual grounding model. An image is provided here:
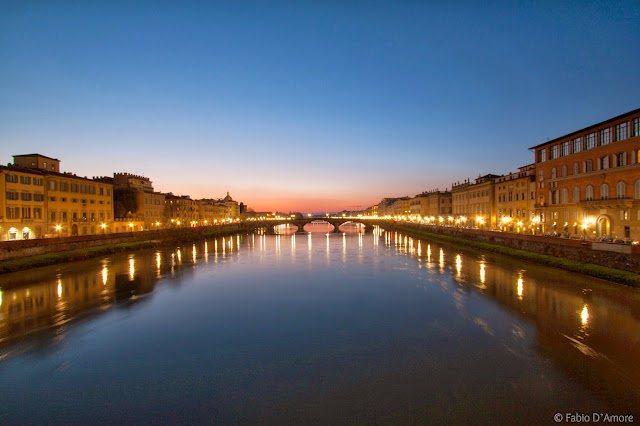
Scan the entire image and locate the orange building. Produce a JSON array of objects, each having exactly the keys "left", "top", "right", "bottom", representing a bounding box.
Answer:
[{"left": 530, "top": 108, "right": 640, "bottom": 239}]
